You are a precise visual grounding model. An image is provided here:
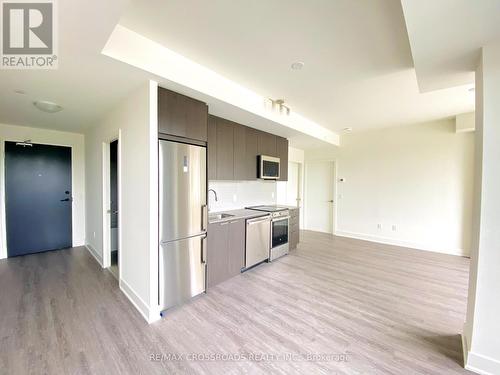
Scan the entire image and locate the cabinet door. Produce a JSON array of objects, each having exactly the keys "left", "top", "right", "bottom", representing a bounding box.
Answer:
[
  {"left": 290, "top": 230, "right": 299, "bottom": 250},
  {"left": 289, "top": 208, "right": 300, "bottom": 249},
  {"left": 257, "top": 131, "right": 277, "bottom": 157},
  {"left": 276, "top": 137, "right": 289, "bottom": 181},
  {"left": 233, "top": 123, "right": 246, "bottom": 180},
  {"left": 207, "top": 115, "right": 217, "bottom": 180},
  {"left": 207, "top": 222, "right": 229, "bottom": 288},
  {"left": 228, "top": 220, "right": 245, "bottom": 275},
  {"left": 158, "top": 88, "right": 208, "bottom": 142},
  {"left": 216, "top": 118, "right": 234, "bottom": 180},
  {"left": 244, "top": 128, "right": 259, "bottom": 180}
]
